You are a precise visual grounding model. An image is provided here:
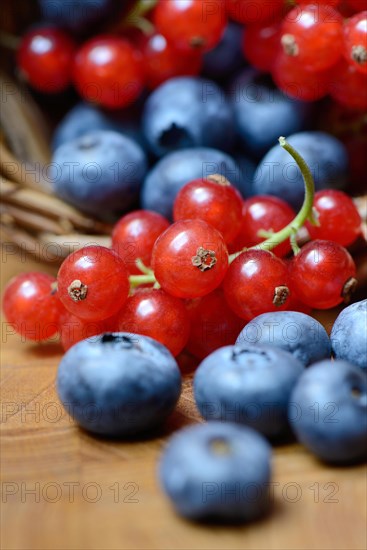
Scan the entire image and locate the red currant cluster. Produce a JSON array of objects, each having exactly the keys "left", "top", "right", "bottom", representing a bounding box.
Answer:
[
  {"left": 16, "top": 0, "right": 367, "bottom": 109},
  {"left": 3, "top": 139, "right": 362, "bottom": 360}
]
